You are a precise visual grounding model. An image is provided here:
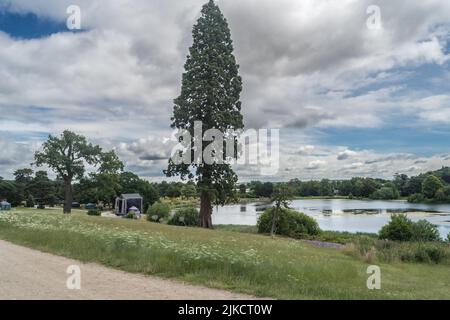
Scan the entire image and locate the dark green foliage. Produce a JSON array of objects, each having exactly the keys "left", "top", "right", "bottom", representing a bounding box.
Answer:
[
  {"left": 0, "top": 179, "right": 20, "bottom": 206},
  {"left": 379, "top": 214, "right": 441, "bottom": 242},
  {"left": 181, "top": 184, "right": 197, "bottom": 198},
  {"left": 146, "top": 202, "right": 171, "bottom": 222},
  {"left": 252, "top": 182, "right": 274, "bottom": 198},
  {"left": 408, "top": 193, "right": 426, "bottom": 203},
  {"left": 139, "top": 183, "right": 160, "bottom": 212},
  {"left": 238, "top": 183, "right": 247, "bottom": 195},
  {"left": 422, "top": 175, "right": 444, "bottom": 199},
  {"left": 407, "top": 244, "right": 447, "bottom": 264},
  {"left": 168, "top": 207, "right": 199, "bottom": 227},
  {"left": 284, "top": 167, "right": 450, "bottom": 204},
  {"left": 165, "top": 0, "right": 244, "bottom": 224},
  {"left": 379, "top": 214, "right": 414, "bottom": 241},
  {"left": 411, "top": 220, "right": 441, "bottom": 242},
  {"left": 87, "top": 209, "right": 101, "bottom": 216},
  {"left": 124, "top": 212, "right": 137, "bottom": 219},
  {"left": 26, "top": 195, "right": 35, "bottom": 208},
  {"left": 257, "top": 208, "right": 321, "bottom": 239},
  {"left": 34, "top": 130, "right": 120, "bottom": 214},
  {"left": 349, "top": 238, "right": 450, "bottom": 265},
  {"left": 166, "top": 184, "right": 182, "bottom": 198},
  {"left": 370, "top": 186, "right": 400, "bottom": 200},
  {"left": 28, "top": 171, "right": 57, "bottom": 207}
]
